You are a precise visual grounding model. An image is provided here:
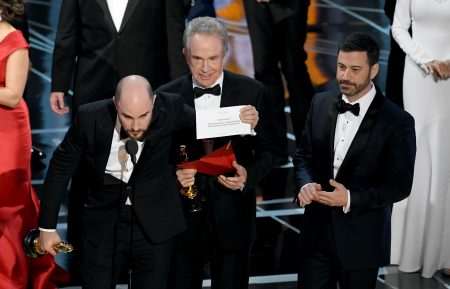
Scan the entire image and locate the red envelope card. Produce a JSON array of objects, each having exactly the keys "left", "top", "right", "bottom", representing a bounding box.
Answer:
[{"left": 177, "top": 143, "right": 236, "bottom": 176}]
